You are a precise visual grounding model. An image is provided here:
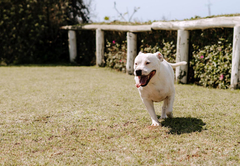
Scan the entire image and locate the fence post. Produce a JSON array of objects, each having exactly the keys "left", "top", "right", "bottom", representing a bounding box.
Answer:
[
  {"left": 231, "top": 25, "right": 240, "bottom": 89},
  {"left": 176, "top": 30, "right": 189, "bottom": 83},
  {"left": 68, "top": 30, "right": 77, "bottom": 63},
  {"left": 126, "top": 32, "right": 137, "bottom": 75},
  {"left": 96, "top": 28, "right": 105, "bottom": 67}
]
